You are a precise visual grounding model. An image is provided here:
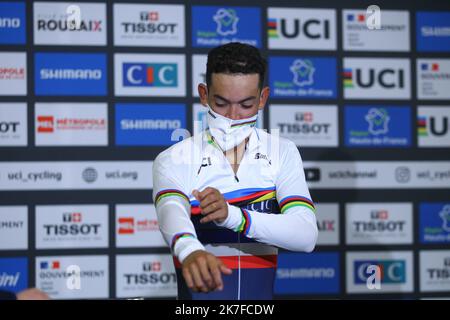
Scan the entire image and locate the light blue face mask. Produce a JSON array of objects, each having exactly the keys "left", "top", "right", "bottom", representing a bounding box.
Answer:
[{"left": 206, "top": 106, "right": 258, "bottom": 151}]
